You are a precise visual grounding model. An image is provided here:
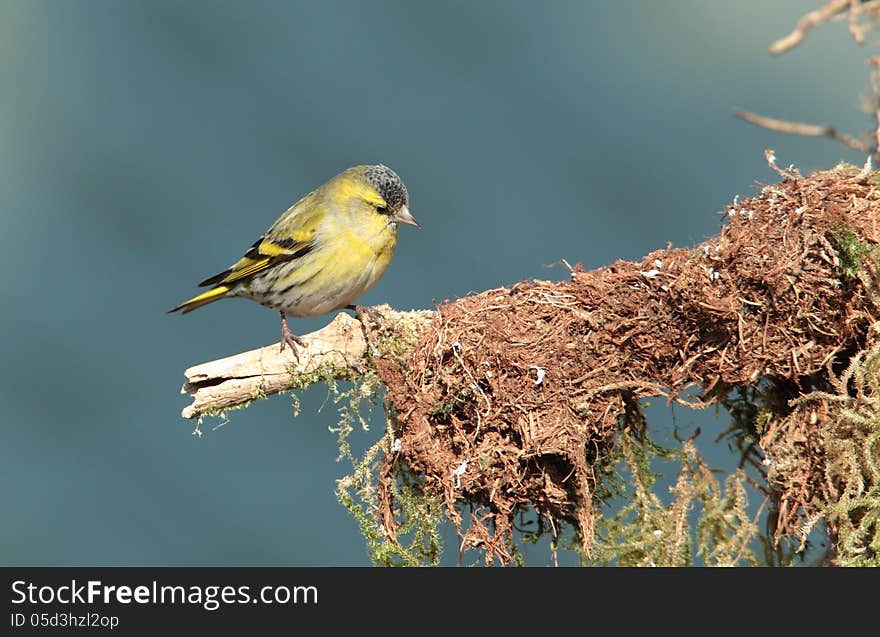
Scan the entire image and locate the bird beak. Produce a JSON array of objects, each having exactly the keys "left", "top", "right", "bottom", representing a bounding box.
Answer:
[{"left": 394, "top": 205, "right": 420, "bottom": 228}]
